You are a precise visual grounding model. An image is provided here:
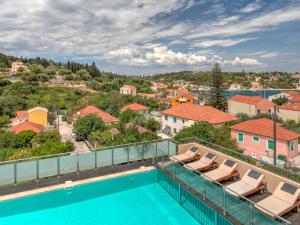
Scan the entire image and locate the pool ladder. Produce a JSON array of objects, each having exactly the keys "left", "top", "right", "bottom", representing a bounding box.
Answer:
[{"left": 64, "top": 180, "right": 75, "bottom": 194}]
